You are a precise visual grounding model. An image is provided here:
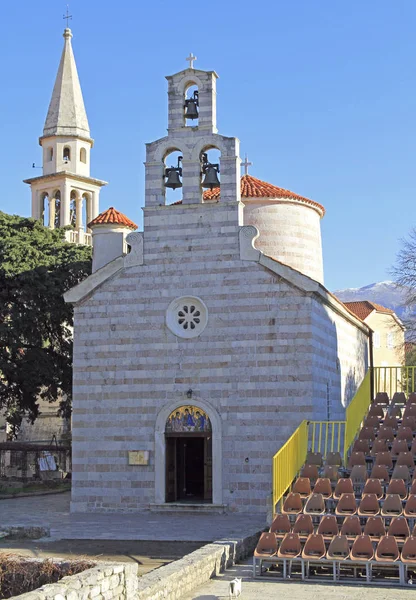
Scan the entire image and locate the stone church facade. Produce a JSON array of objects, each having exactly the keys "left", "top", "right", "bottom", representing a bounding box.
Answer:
[{"left": 65, "top": 57, "right": 370, "bottom": 513}]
